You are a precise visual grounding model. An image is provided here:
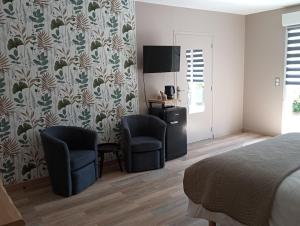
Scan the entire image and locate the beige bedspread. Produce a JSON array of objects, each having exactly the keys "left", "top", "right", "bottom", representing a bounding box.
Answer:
[{"left": 183, "top": 133, "right": 300, "bottom": 226}]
